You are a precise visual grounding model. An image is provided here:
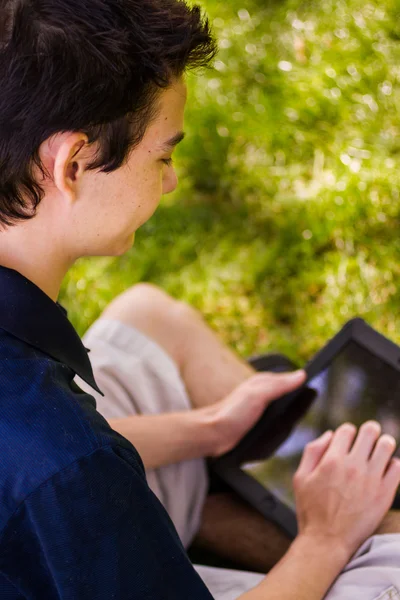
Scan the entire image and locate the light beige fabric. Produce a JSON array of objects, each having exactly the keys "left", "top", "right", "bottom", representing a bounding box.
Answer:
[
  {"left": 326, "top": 535, "right": 400, "bottom": 600},
  {"left": 75, "top": 317, "right": 400, "bottom": 600}
]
